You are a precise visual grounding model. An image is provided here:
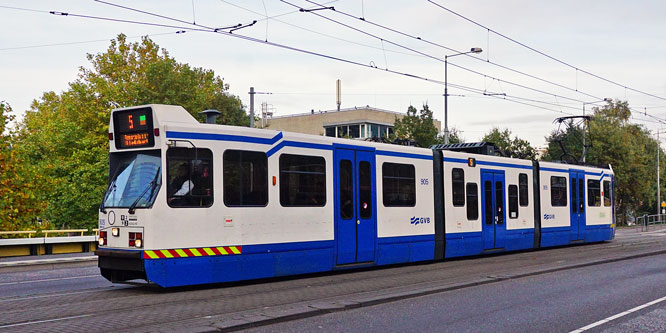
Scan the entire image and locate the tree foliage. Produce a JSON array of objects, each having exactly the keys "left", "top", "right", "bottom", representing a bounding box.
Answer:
[
  {"left": 482, "top": 127, "right": 537, "bottom": 159},
  {"left": 543, "top": 100, "right": 662, "bottom": 224},
  {"left": 392, "top": 104, "right": 440, "bottom": 148},
  {"left": 0, "top": 102, "right": 49, "bottom": 231},
  {"left": 11, "top": 34, "right": 248, "bottom": 229}
]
